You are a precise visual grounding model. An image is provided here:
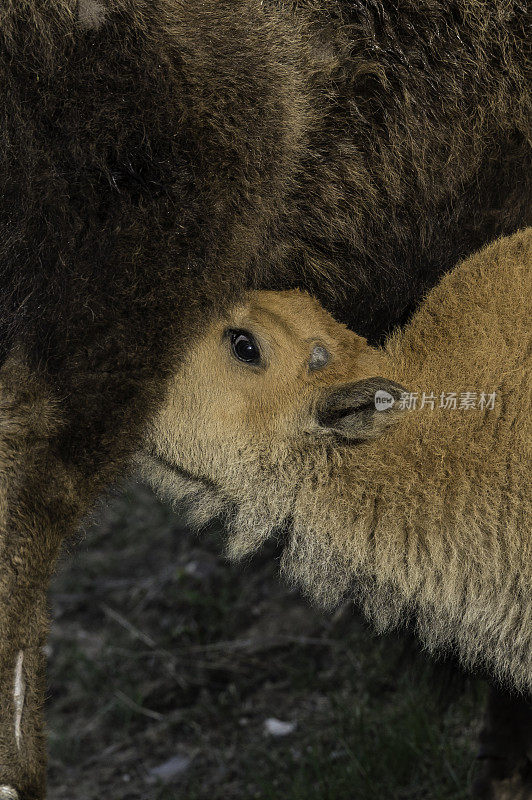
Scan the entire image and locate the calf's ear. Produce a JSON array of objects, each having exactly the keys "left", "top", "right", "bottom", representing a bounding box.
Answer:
[{"left": 316, "top": 377, "right": 409, "bottom": 441}]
